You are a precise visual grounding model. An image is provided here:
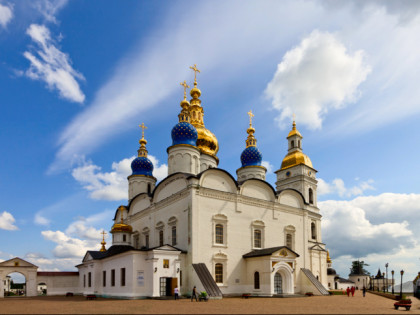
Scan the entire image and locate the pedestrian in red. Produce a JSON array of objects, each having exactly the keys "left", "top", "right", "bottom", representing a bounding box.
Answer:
[
  {"left": 351, "top": 286, "right": 355, "bottom": 297},
  {"left": 346, "top": 287, "right": 350, "bottom": 297}
]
